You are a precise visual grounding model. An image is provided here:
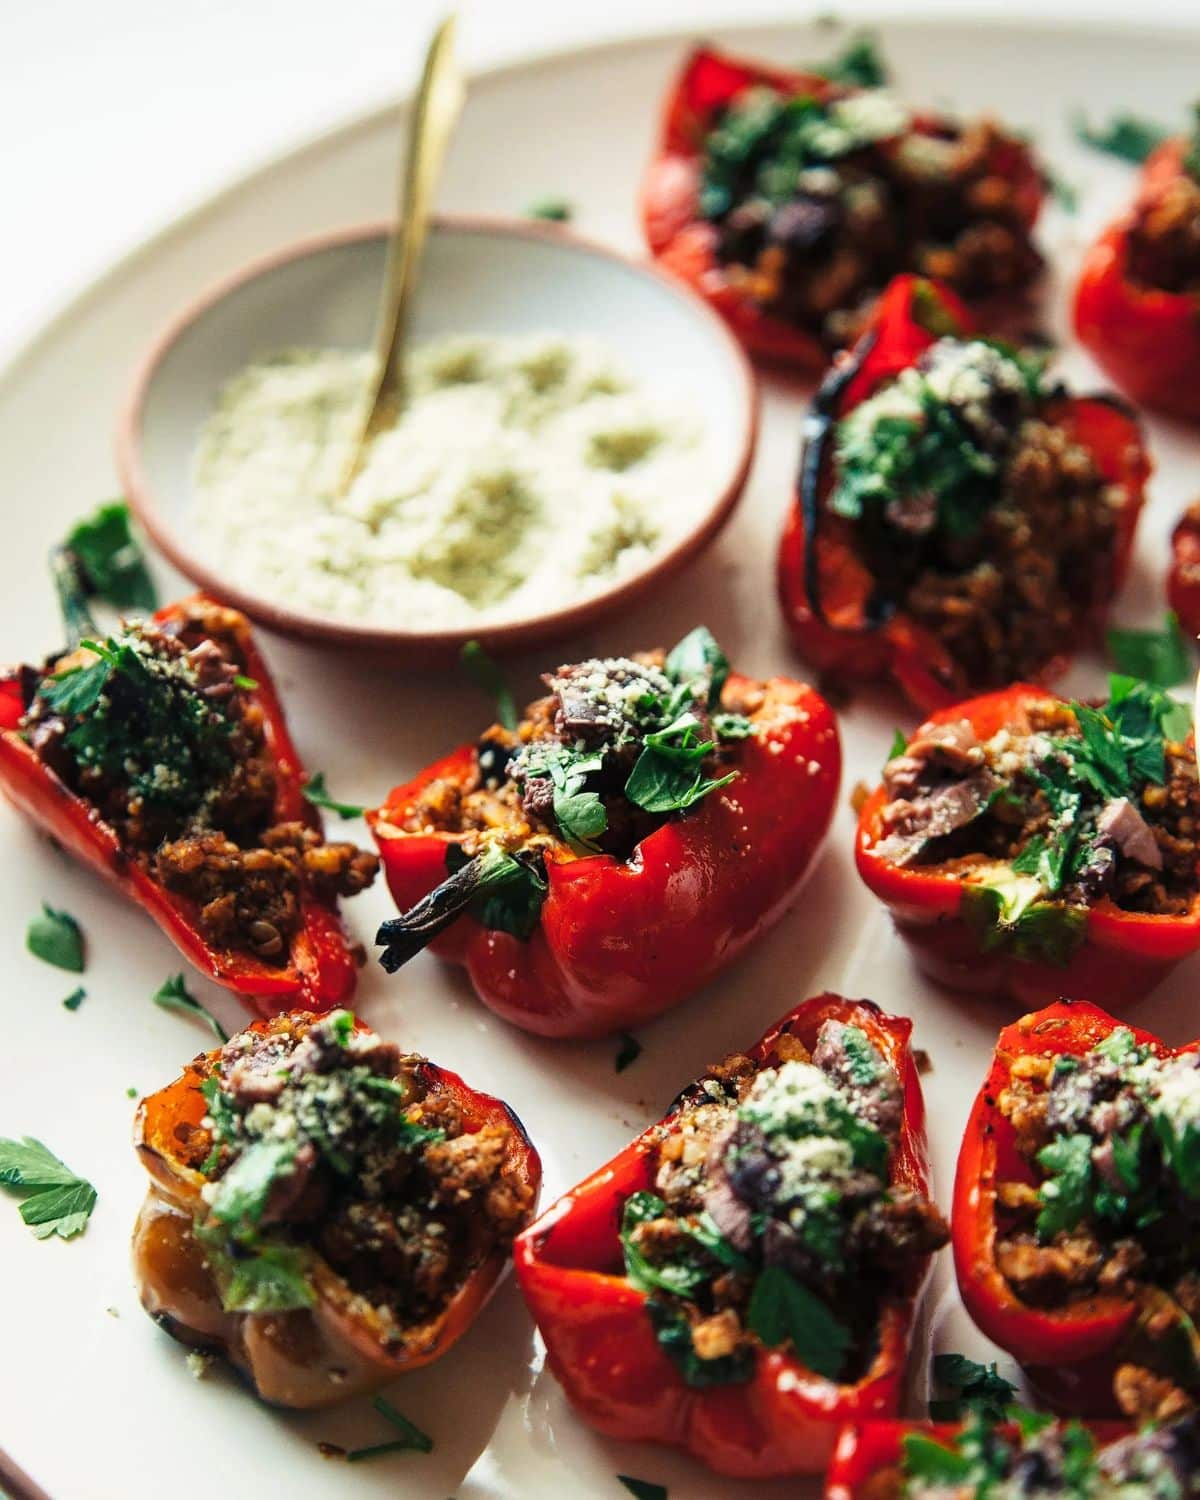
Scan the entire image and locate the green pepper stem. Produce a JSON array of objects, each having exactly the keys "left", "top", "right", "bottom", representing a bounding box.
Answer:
[
  {"left": 50, "top": 545, "right": 99, "bottom": 649},
  {"left": 376, "top": 855, "right": 489, "bottom": 973}
]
